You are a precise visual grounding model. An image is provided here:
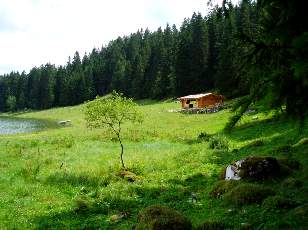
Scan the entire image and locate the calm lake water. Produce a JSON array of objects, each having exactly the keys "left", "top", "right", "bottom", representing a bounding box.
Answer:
[{"left": 0, "top": 117, "right": 48, "bottom": 135}]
